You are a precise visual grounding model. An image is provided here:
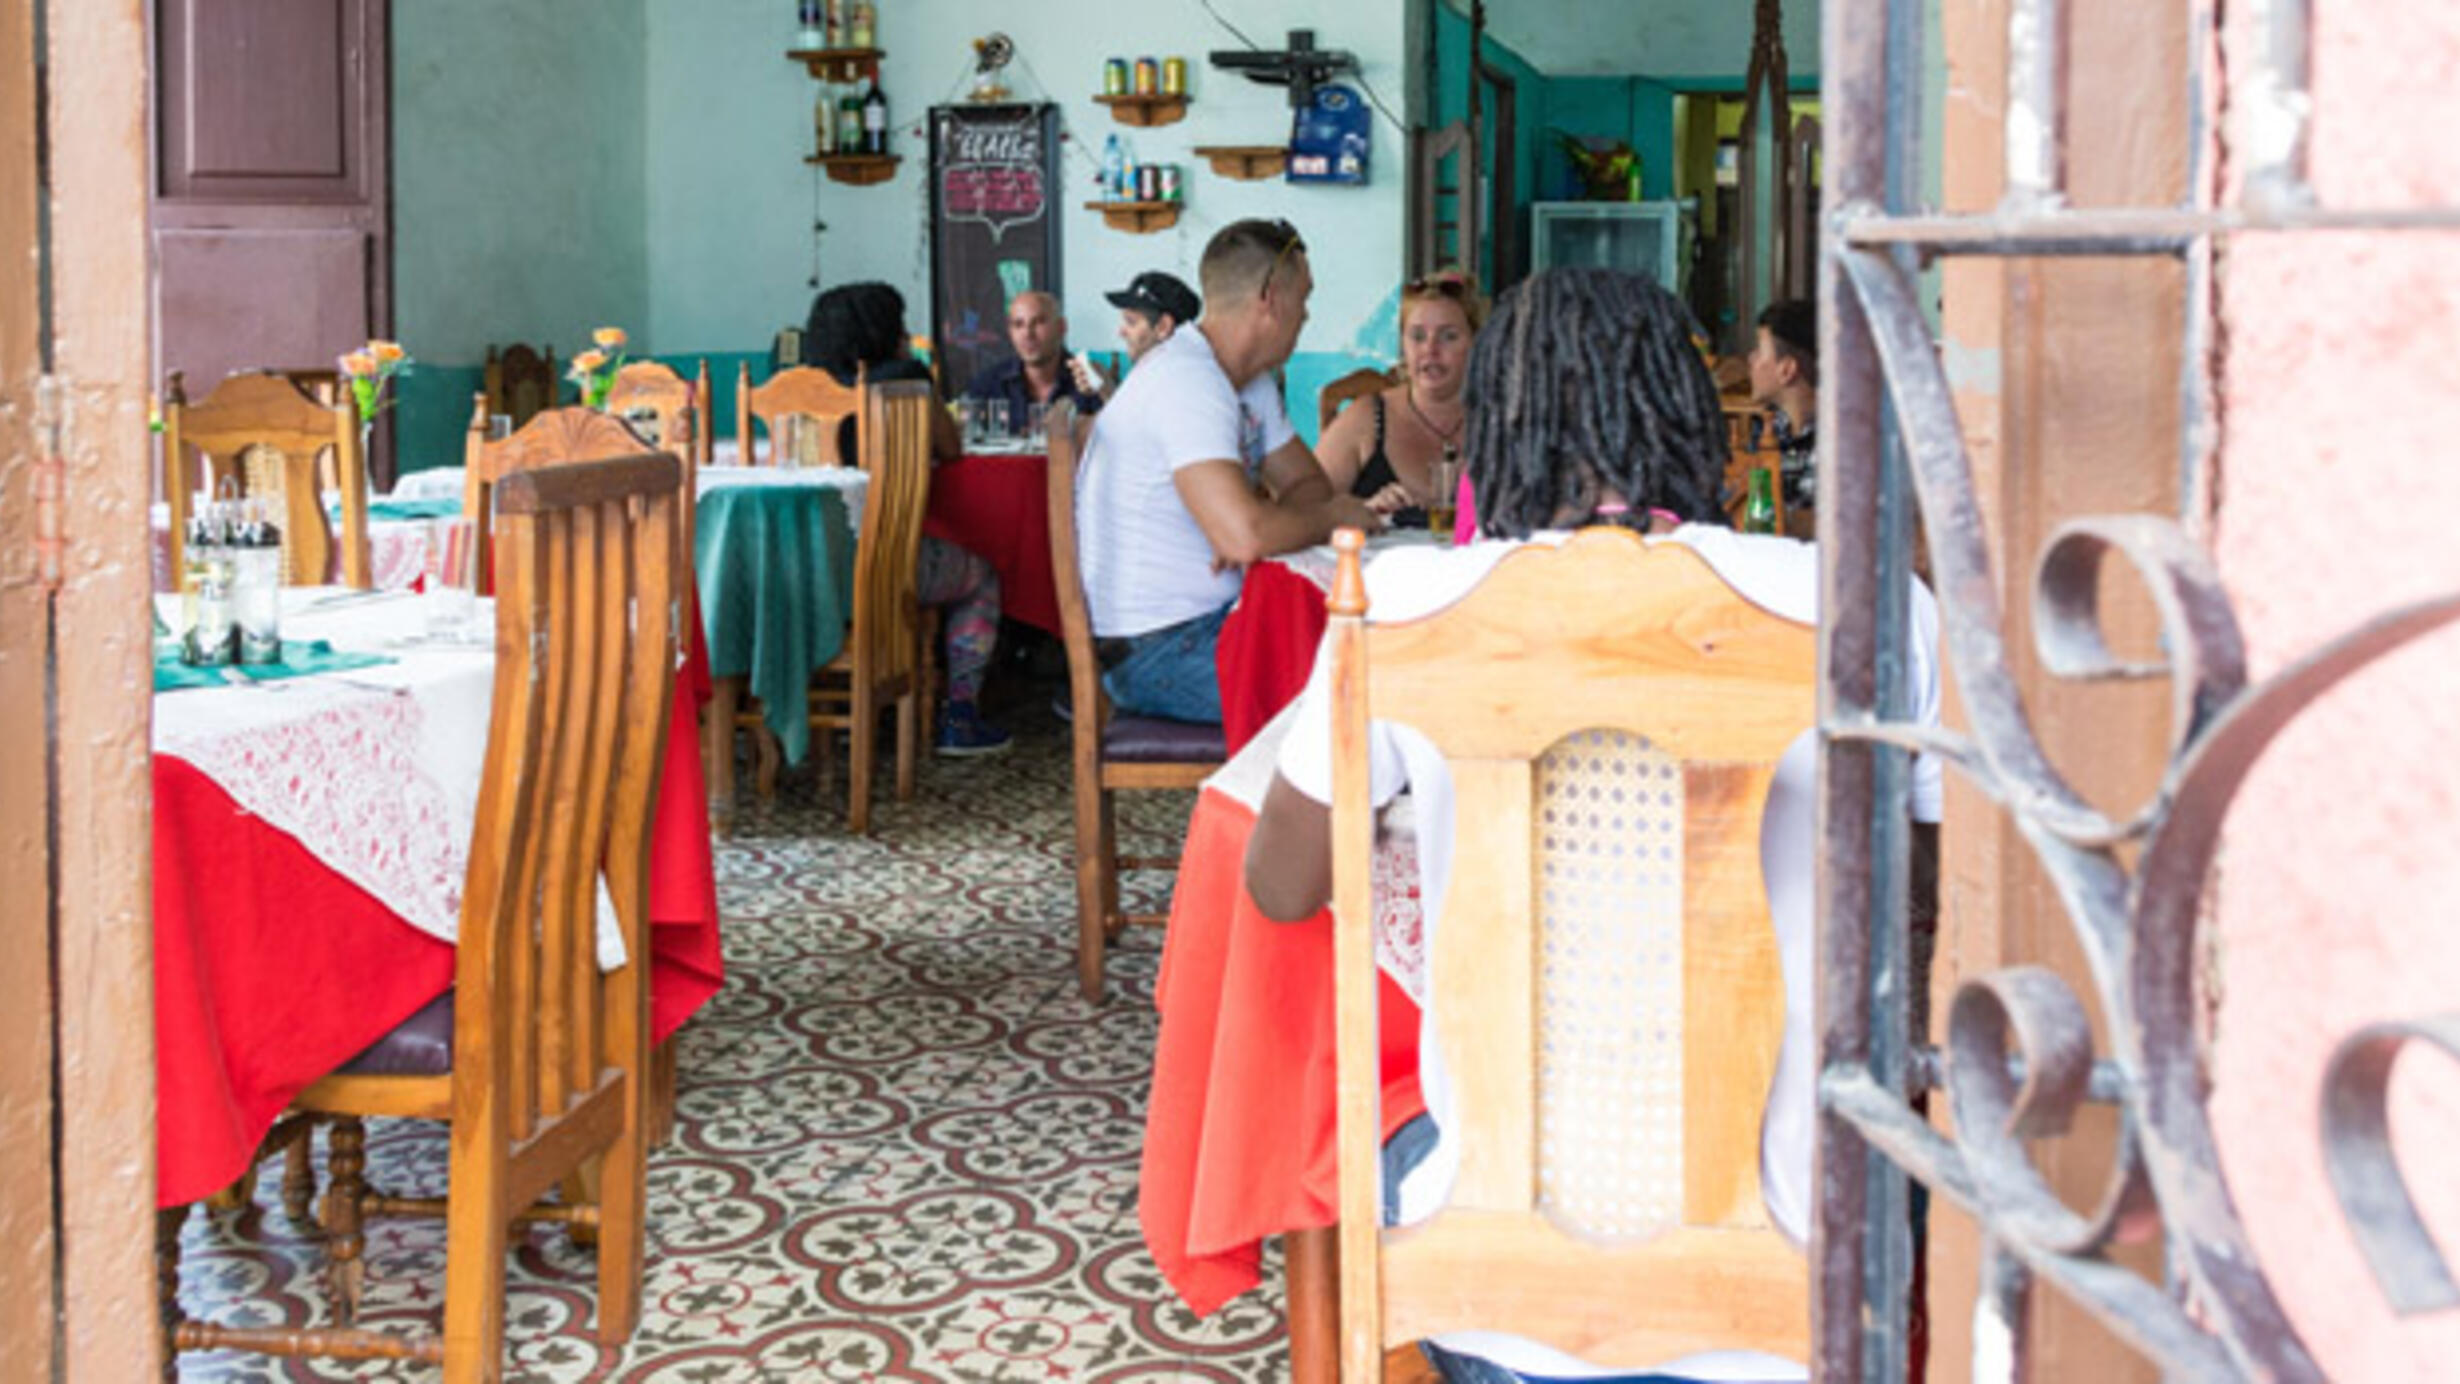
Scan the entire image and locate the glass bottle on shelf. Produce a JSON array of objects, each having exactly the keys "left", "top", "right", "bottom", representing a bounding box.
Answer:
[
  {"left": 848, "top": 0, "right": 876, "bottom": 49},
  {"left": 814, "top": 82, "right": 837, "bottom": 155},
  {"left": 1742, "top": 466, "right": 1778, "bottom": 534},
  {"left": 837, "top": 81, "right": 866, "bottom": 155},
  {"left": 795, "top": 0, "right": 824, "bottom": 48},
  {"left": 823, "top": 0, "right": 846, "bottom": 47},
  {"left": 861, "top": 78, "right": 889, "bottom": 156}
]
